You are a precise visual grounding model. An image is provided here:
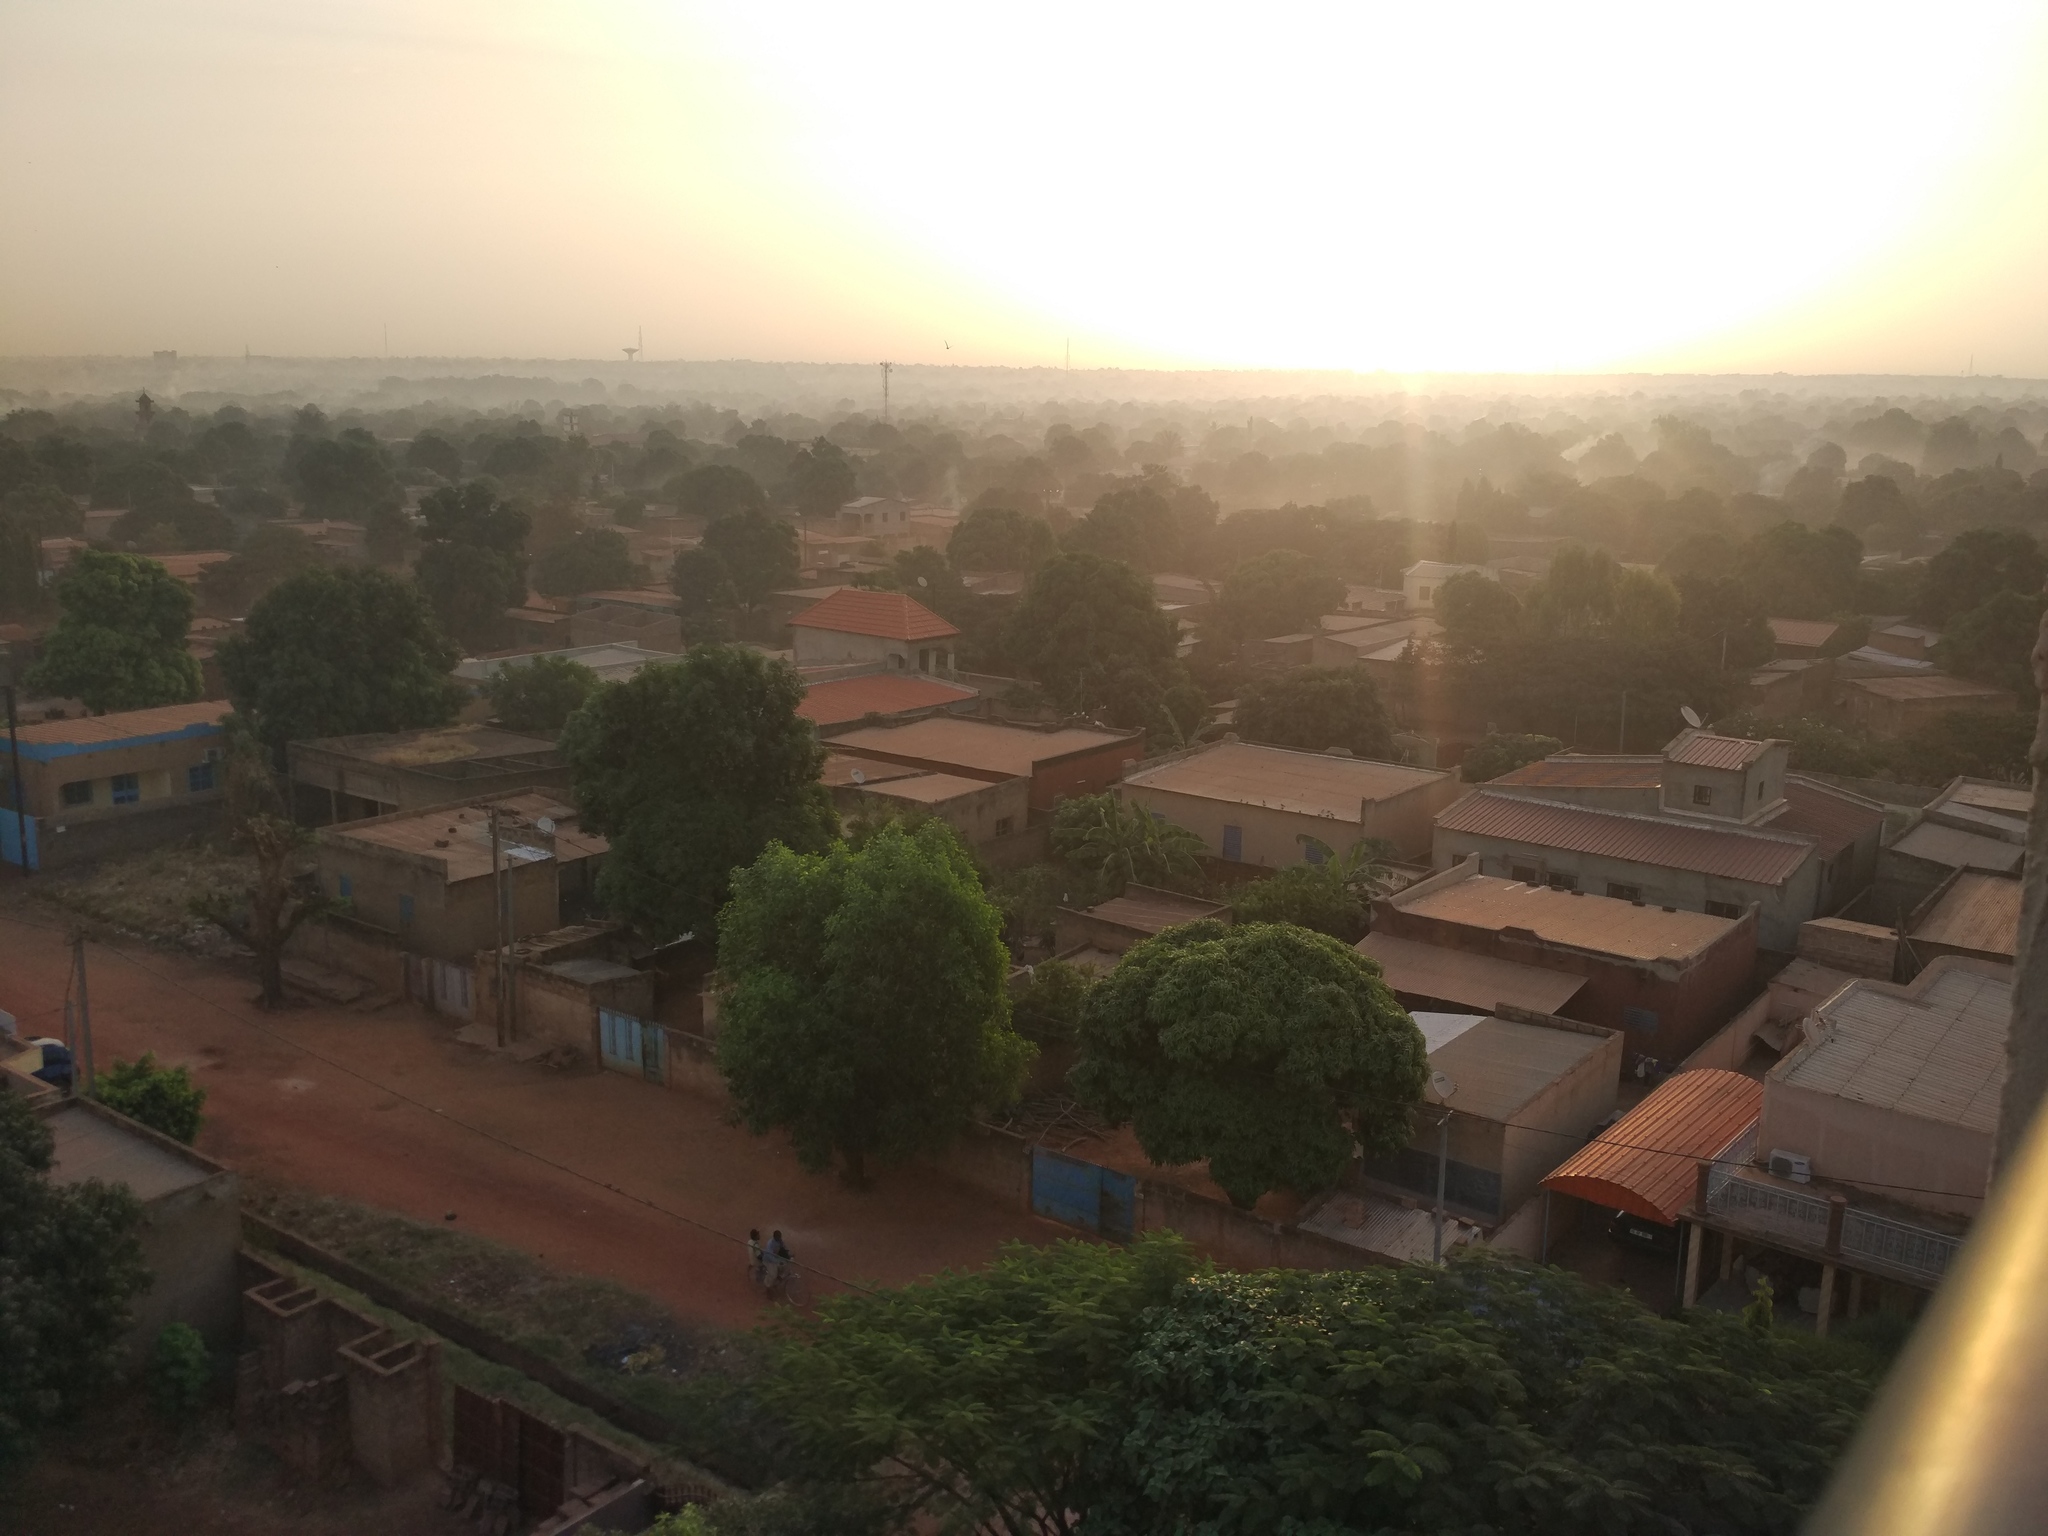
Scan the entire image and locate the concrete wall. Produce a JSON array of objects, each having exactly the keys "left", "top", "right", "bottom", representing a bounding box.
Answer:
[
  {"left": 16, "top": 729, "right": 224, "bottom": 819},
  {"left": 842, "top": 774, "right": 1030, "bottom": 848},
  {"left": 25, "top": 797, "right": 226, "bottom": 872},
  {"left": 289, "top": 746, "right": 573, "bottom": 820},
  {"left": 1122, "top": 772, "right": 1455, "bottom": 866},
  {"left": 1433, "top": 827, "right": 1820, "bottom": 951},
  {"left": 1658, "top": 744, "right": 1787, "bottom": 824},
  {"left": 1759, "top": 1077, "right": 1991, "bottom": 1219},
  {"left": 1497, "top": 1027, "right": 1624, "bottom": 1215},
  {"left": 1844, "top": 685, "right": 2016, "bottom": 739},
  {"left": 130, "top": 1161, "right": 244, "bottom": 1369},
  {"left": 317, "top": 844, "right": 558, "bottom": 963},
  {"left": 1680, "top": 991, "right": 1773, "bottom": 1072},
  {"left": 792, "top": 626, "right": 953, "bottom": 675},
  {"left": 286, "top": 913, "right": 411, "bottom": 996}
]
